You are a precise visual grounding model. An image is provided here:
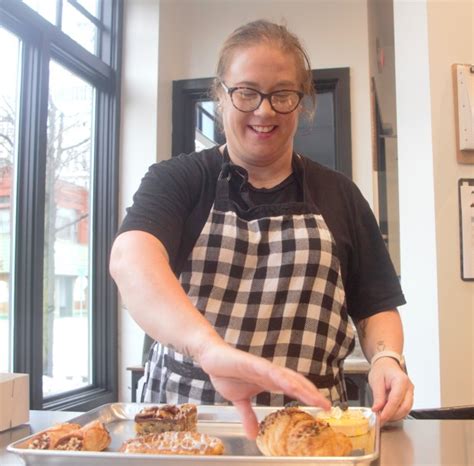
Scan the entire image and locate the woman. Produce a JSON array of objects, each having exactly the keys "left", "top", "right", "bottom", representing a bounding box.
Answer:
[{"left": 110, "top": 19, "right": 414, "bottom": 439}]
